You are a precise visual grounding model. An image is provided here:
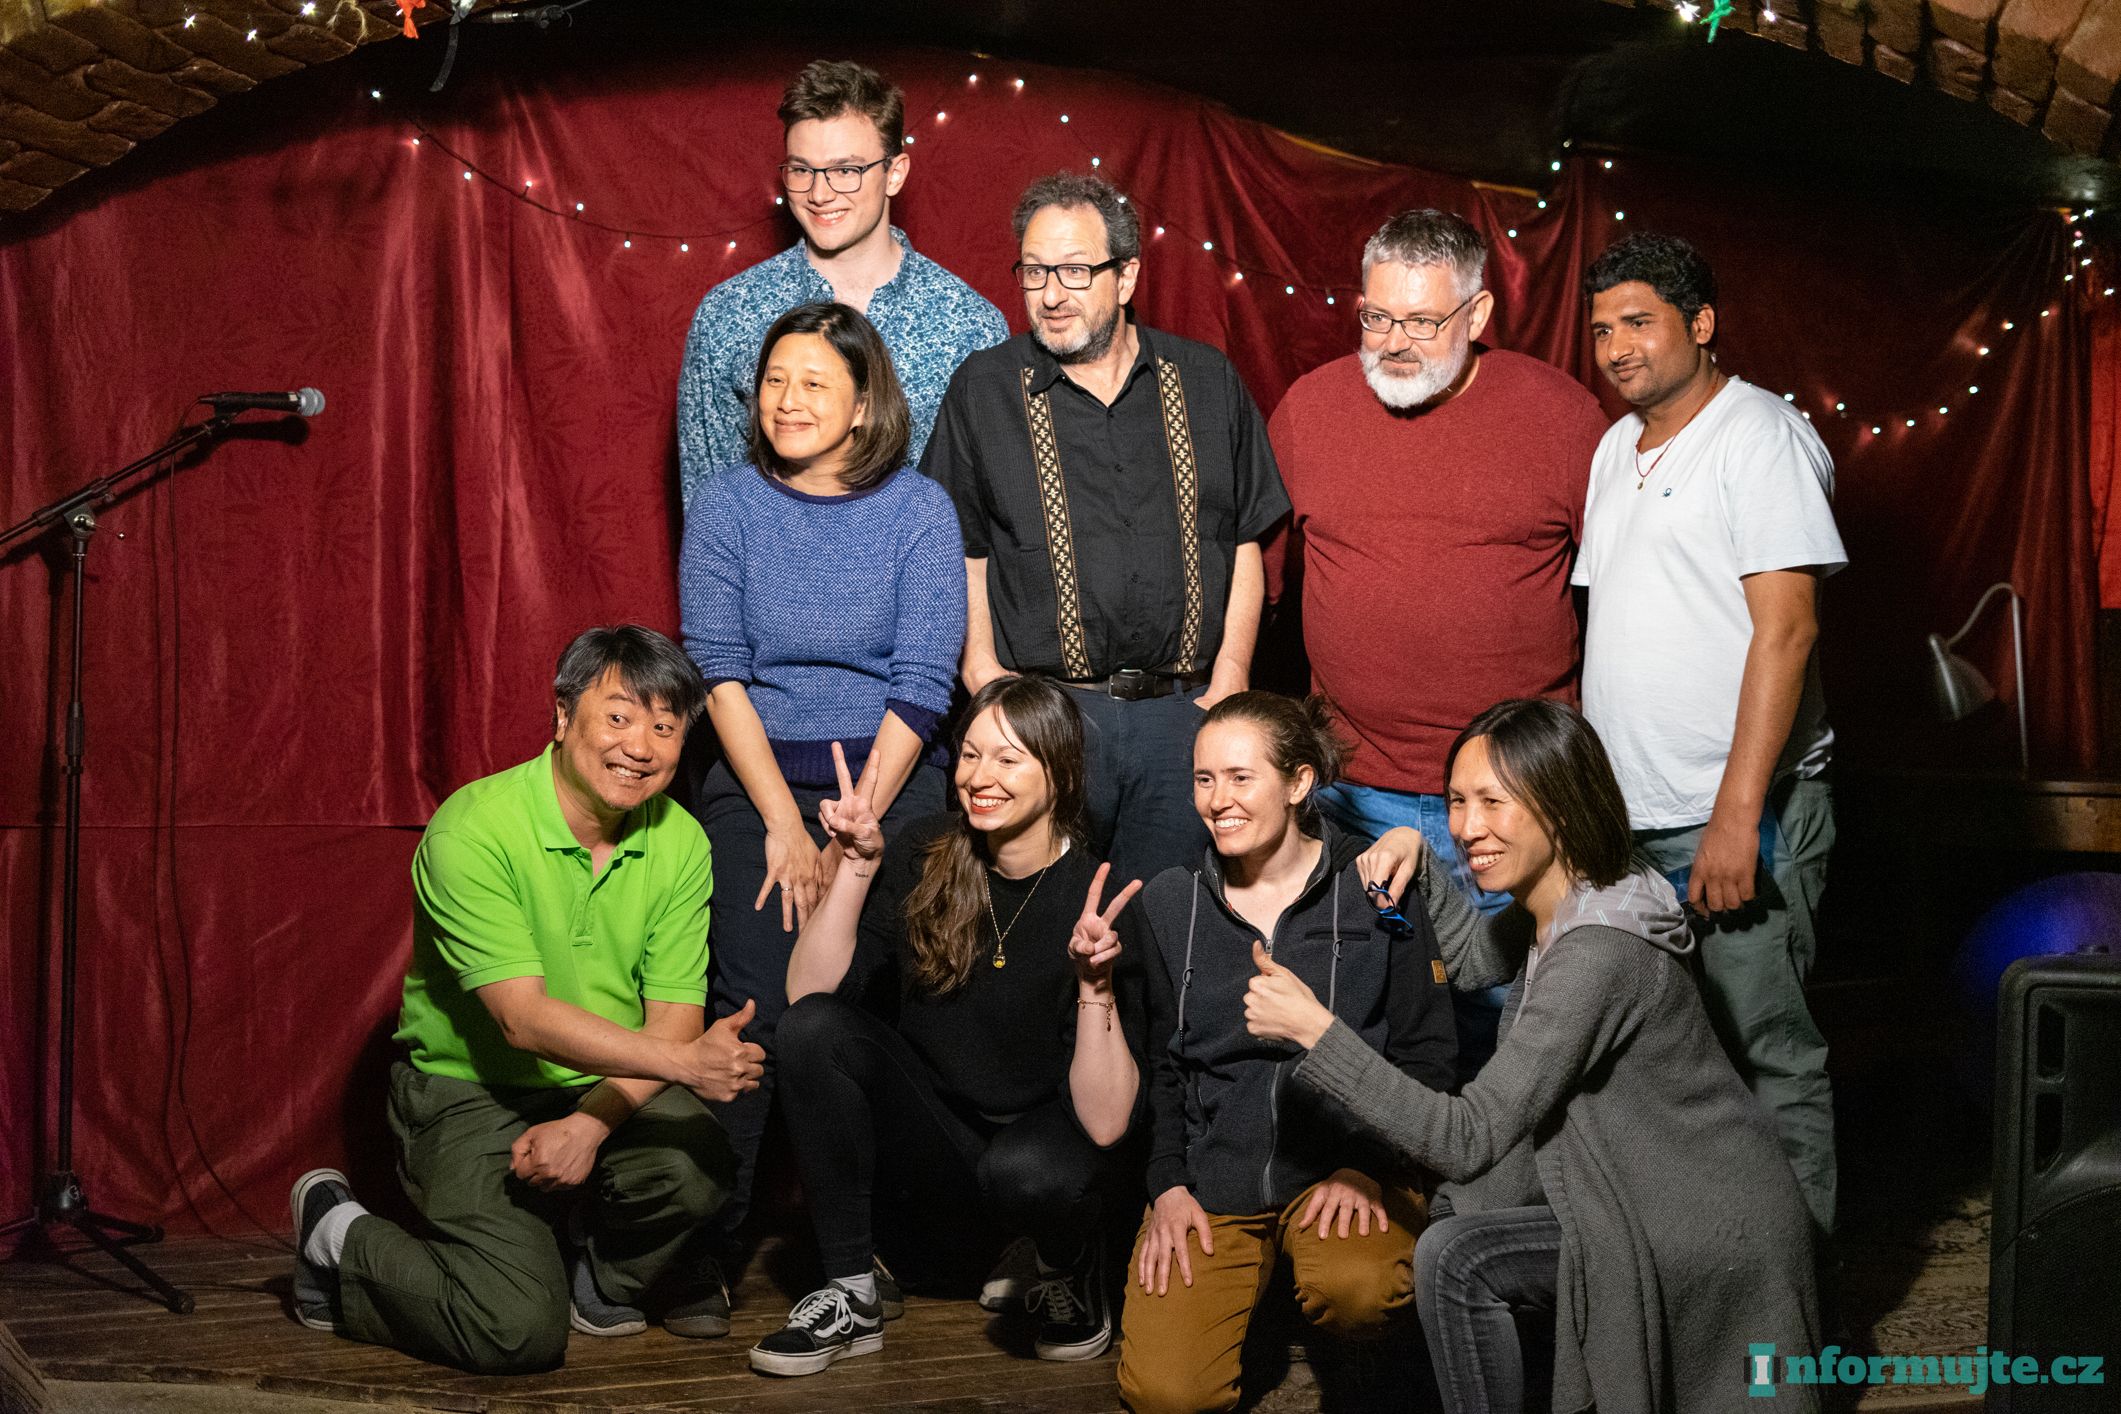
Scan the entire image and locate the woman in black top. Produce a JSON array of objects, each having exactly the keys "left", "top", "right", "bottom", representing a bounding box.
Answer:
[
  {"left": 753, "top": 675, "right": 1146, "bottom": 1378},
  {"left": 1119, "top": 692, "right": 1457, "bottom": 1414}
]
